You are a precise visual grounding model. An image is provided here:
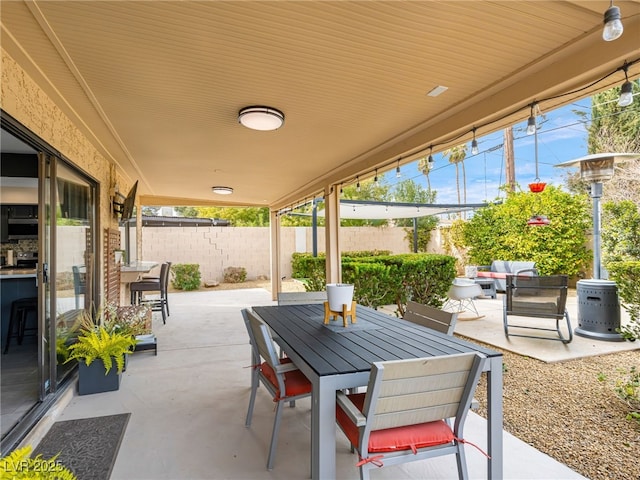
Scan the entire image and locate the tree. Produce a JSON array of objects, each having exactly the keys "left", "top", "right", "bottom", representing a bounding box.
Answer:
[
  {"left": 571, "top": 80, "right": 640, "bottom": 206},
  {"left": 442, "top": 145, "right": 467, "bottom": 209},
  {"left": 393, "top": 179, "right": 438, "bottom": 252},
  {"left": 602, "top": 200, "right": 640, "bottom": 264},
  {"left": 460, "top": 185, "right": 591, "bottom": 276},
  {"left": 417, "top": 156, "right": 433, "bottom": 193},
  {"left": 193, "top": 206, "right": 270, "bottom": 226}
]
